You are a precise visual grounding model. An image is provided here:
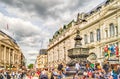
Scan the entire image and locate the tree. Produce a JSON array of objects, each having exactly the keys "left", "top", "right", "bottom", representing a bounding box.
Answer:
[{"left": 28, "top": 64, "right": 34, "bottom": 69}]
